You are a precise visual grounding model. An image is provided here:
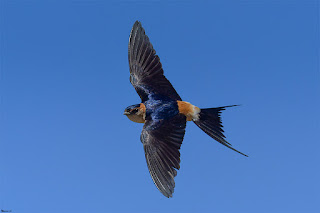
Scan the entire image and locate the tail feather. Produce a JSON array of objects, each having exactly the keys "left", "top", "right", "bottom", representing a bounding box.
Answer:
[{"left": 193, "top": 105, "right": 248, "bottom": 157}]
